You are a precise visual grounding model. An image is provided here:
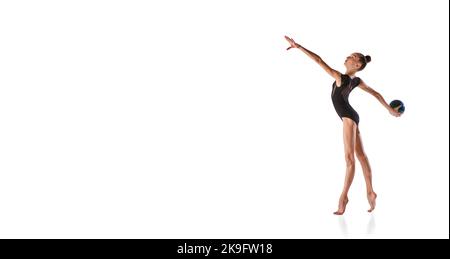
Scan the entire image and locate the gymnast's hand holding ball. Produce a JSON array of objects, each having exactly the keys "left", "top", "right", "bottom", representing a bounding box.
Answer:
[{"left": 389, "top": 100, "right": 404, "bottom": 117}]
